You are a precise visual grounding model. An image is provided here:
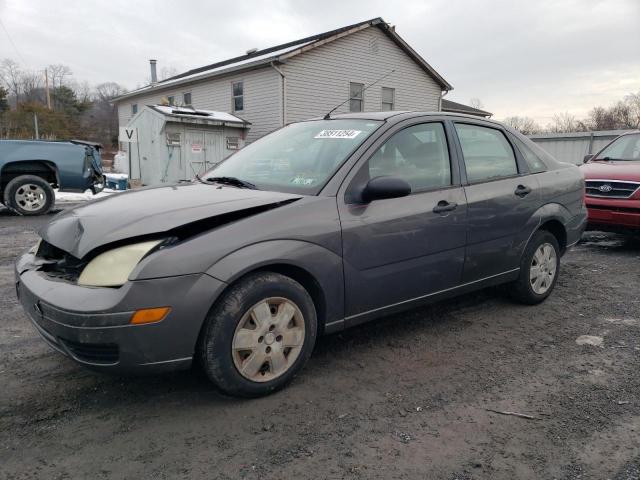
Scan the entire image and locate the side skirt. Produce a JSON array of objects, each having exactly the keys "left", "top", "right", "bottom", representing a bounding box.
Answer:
[{"left": 324, "top": 268, "right": 520, "bottom": 332}]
